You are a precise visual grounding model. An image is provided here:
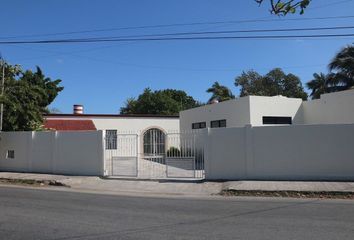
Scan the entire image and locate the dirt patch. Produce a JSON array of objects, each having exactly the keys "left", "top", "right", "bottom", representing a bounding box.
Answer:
[
  {"left": 221, "top": 190, "right": 354, "bottom": 199},
  {"left": 0, "top": 178, "right": 69, "bottom": 187}
]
